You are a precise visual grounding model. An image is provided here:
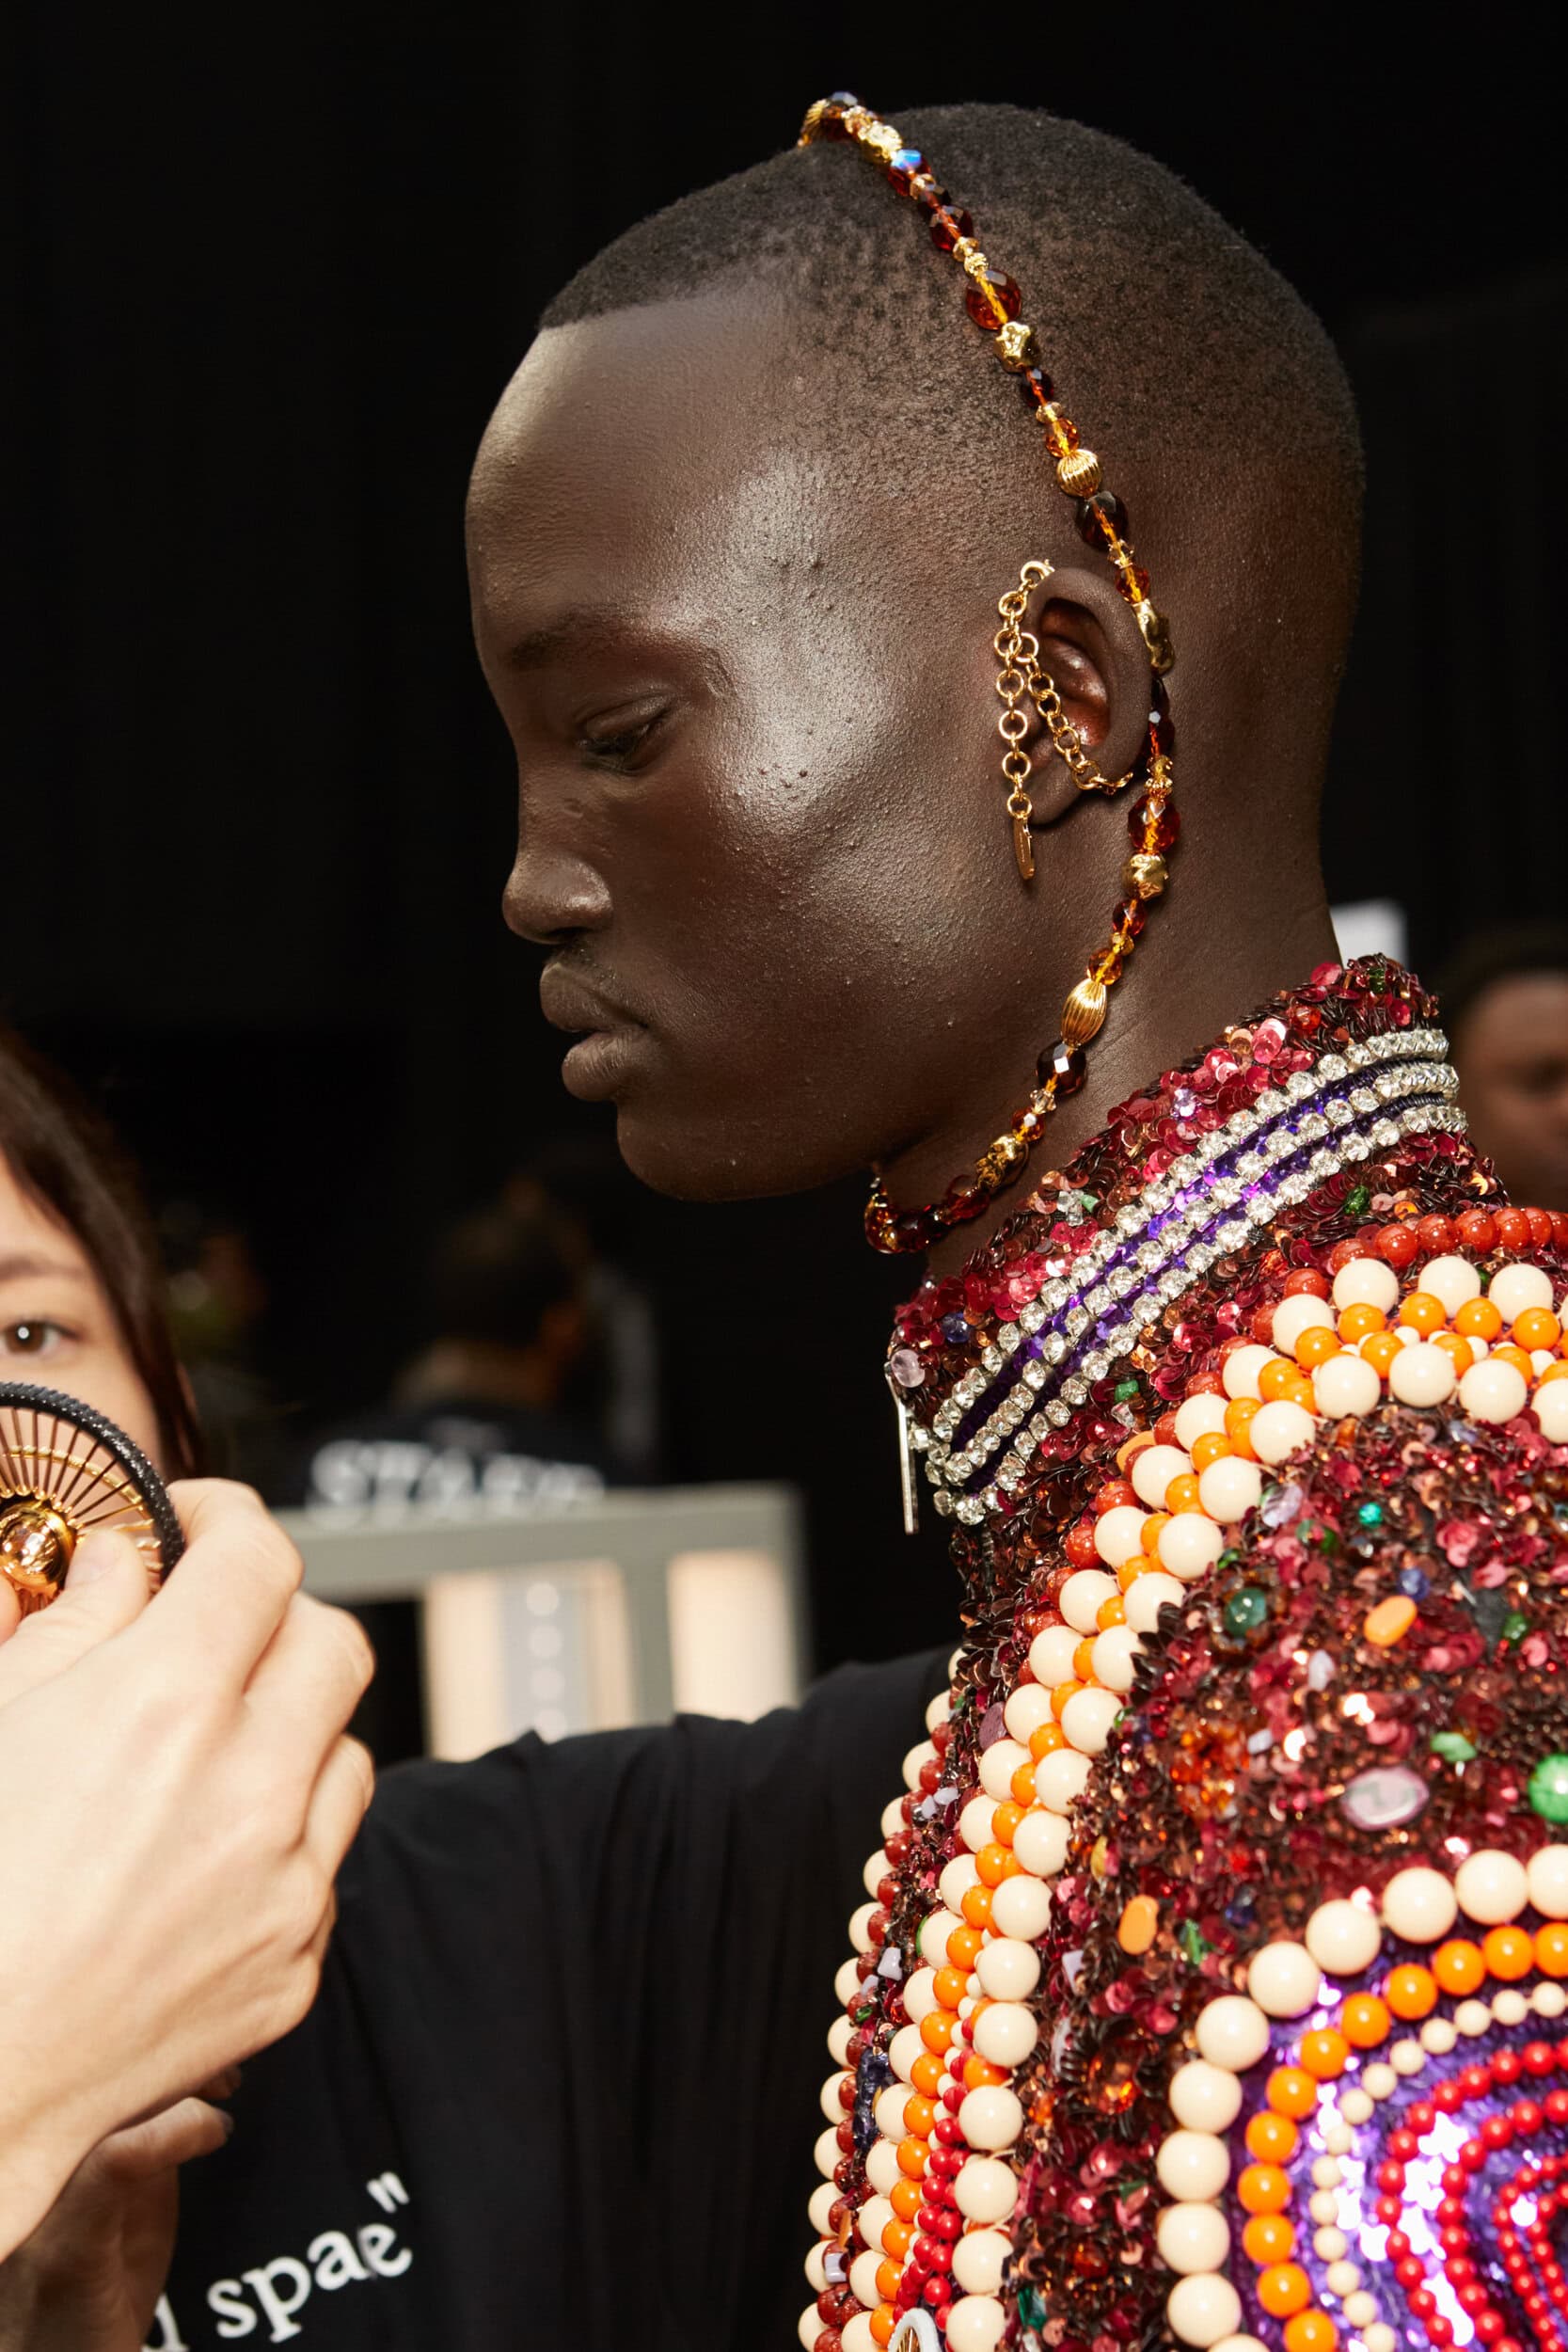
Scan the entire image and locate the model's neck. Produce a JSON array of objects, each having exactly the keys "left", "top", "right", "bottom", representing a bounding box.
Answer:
[{"left": 911, "top": 888, "right": 1340, "bottom": 1278}]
